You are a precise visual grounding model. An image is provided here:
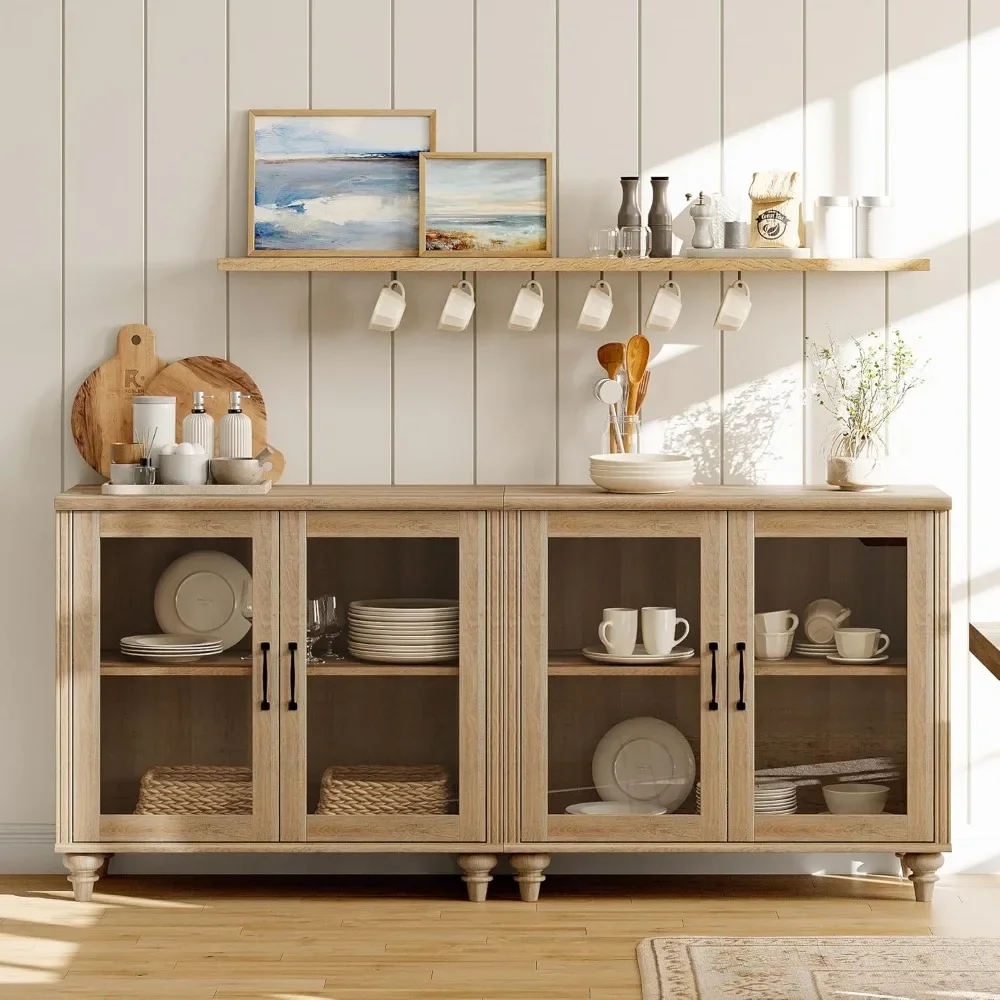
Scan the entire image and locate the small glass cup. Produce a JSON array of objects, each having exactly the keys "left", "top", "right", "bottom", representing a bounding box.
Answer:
[
  {"left": 589, "top": 227, "right": 620, "bottom": 258},
  {"left": 618, "top": 226, "right": 650, "bottom": 258}
]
